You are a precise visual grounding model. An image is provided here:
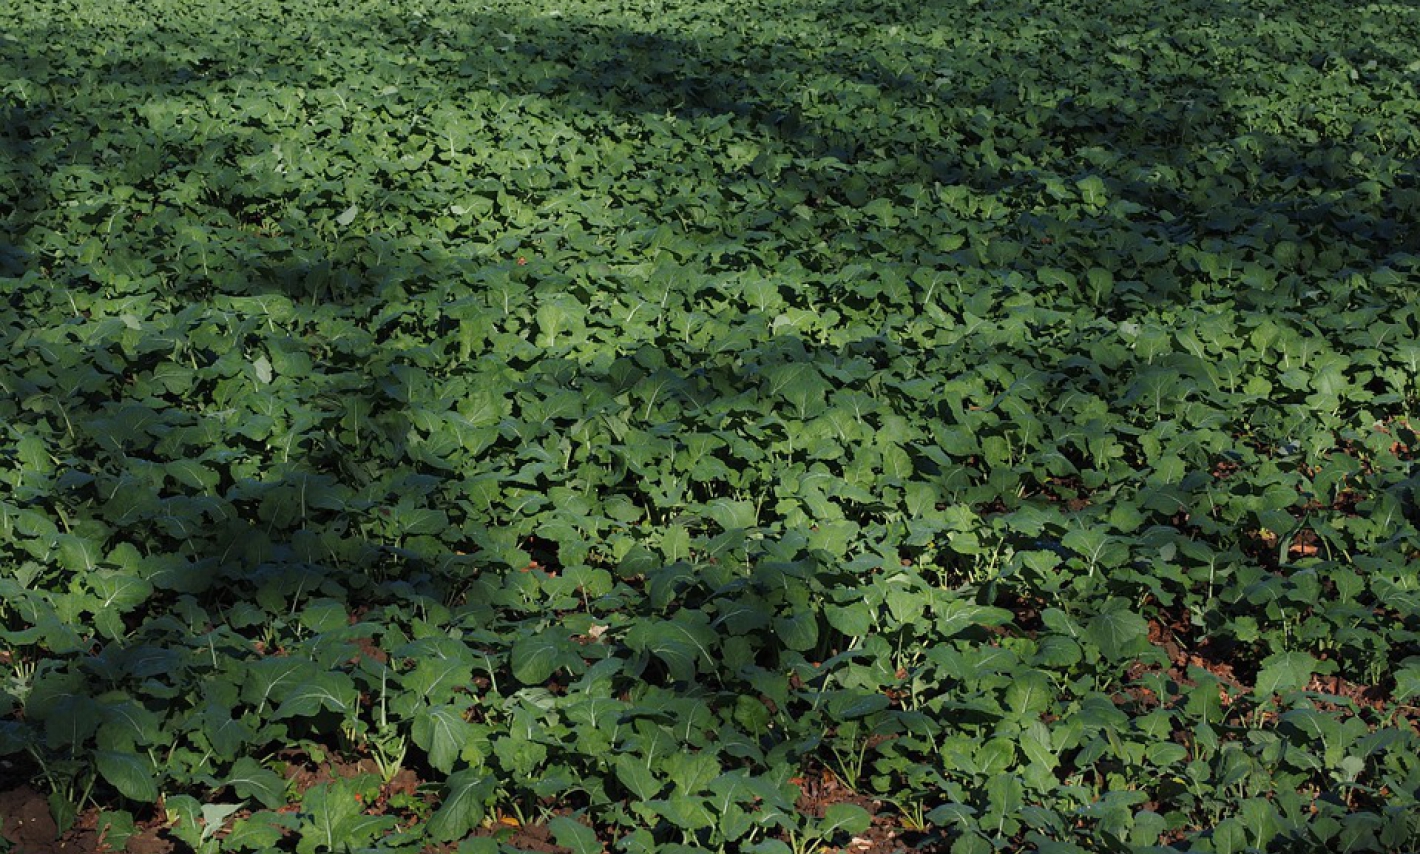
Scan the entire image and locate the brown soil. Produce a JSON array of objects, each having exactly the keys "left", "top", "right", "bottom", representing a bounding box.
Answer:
[
  {"left": 790, "top": 767, "right": 929, "bottom": 853},
  {"left": 0, "top": 786, "right": 175, "bottom": 854},
  {"left": 280, "top": 751, "right": 383, "bottom": 794},
  {"left": 0, "top": 786, "right": 58, "bottom": 853},
  {"left": 434, "top": 820, "right": 567, "bottom": 854},
  {"left": 124, "top": 827, "right": 174, "bottom": 854}
]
